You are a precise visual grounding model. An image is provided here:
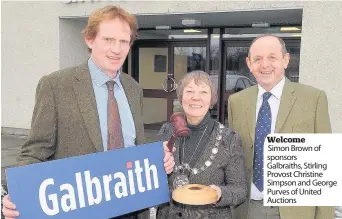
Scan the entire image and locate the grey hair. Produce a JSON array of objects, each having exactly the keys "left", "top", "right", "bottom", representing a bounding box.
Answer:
[
  {"left": 248, "top": 34, "right": 288, "bottom": 57},
  {"left": 176, "top": 71, "right": 217, "bottom": 106}
]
